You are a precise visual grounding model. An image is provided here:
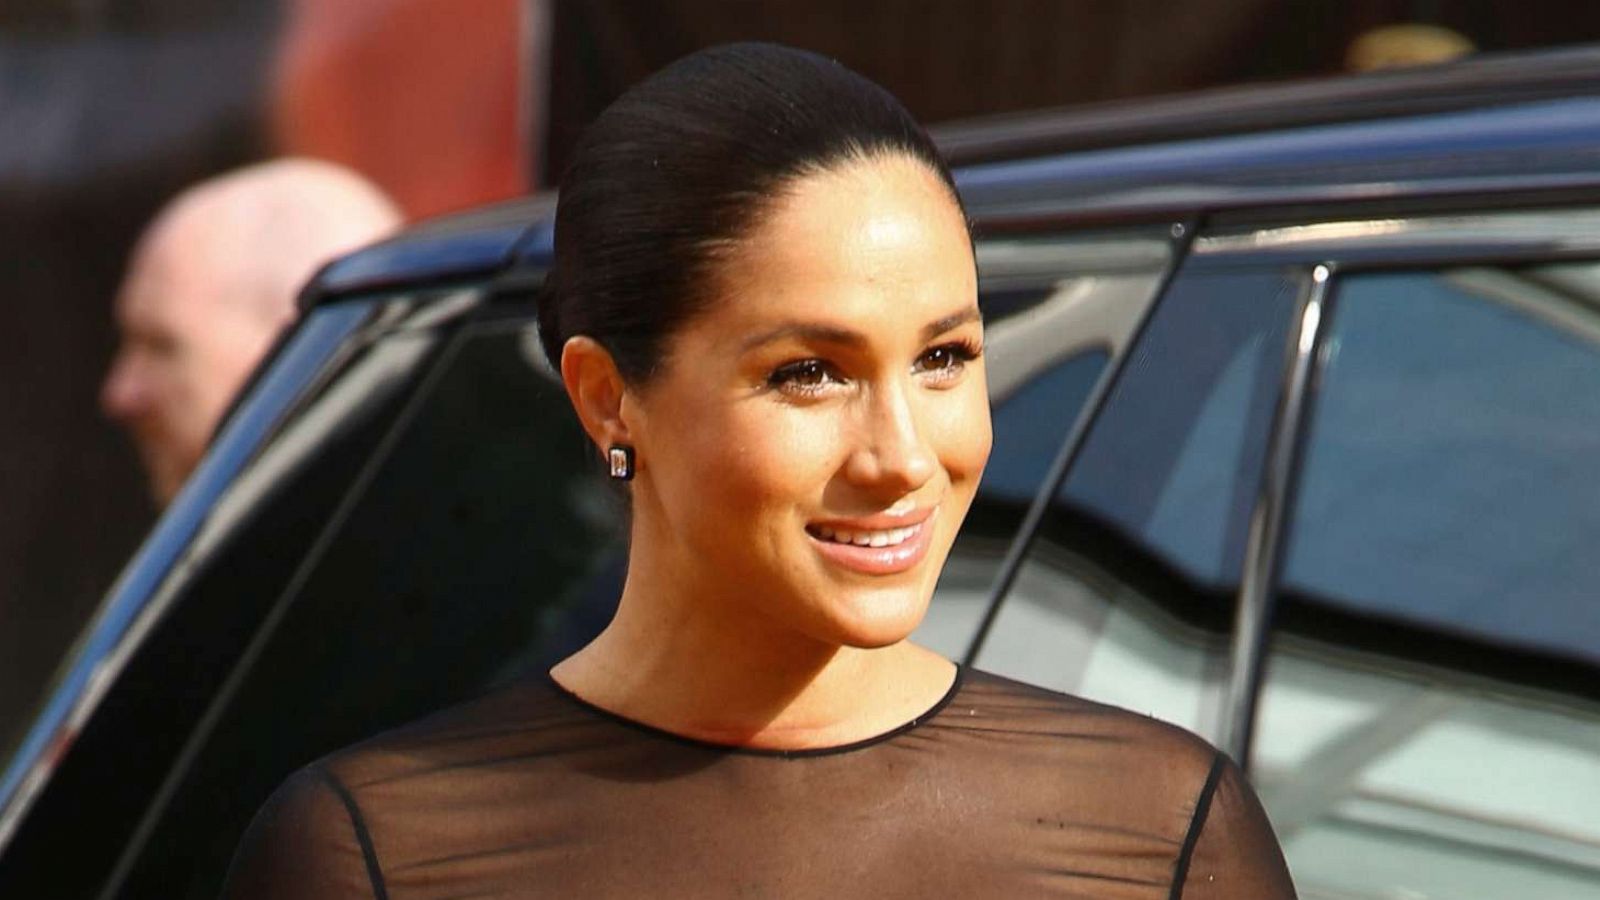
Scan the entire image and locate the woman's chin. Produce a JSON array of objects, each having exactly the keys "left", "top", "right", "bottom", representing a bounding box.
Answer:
[{"left": 822, "top": 591, "right": 928, "bottom": 649}]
